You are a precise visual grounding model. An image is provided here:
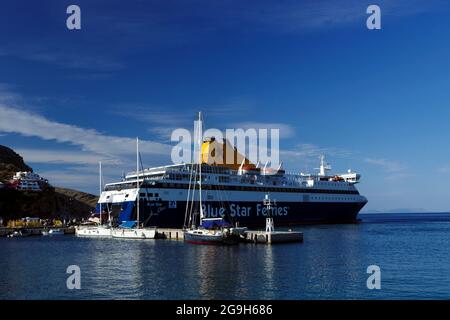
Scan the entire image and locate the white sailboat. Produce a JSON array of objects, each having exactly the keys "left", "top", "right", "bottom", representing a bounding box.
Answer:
[
  {"left": 184, "top": 112, "right": 244, "bottom": 245},
  {"left": 76, "top": 161, "right": 112, "bottom": 237},
  {"left": 111, "top": 137, "right": 156, "bottom": 239}
]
